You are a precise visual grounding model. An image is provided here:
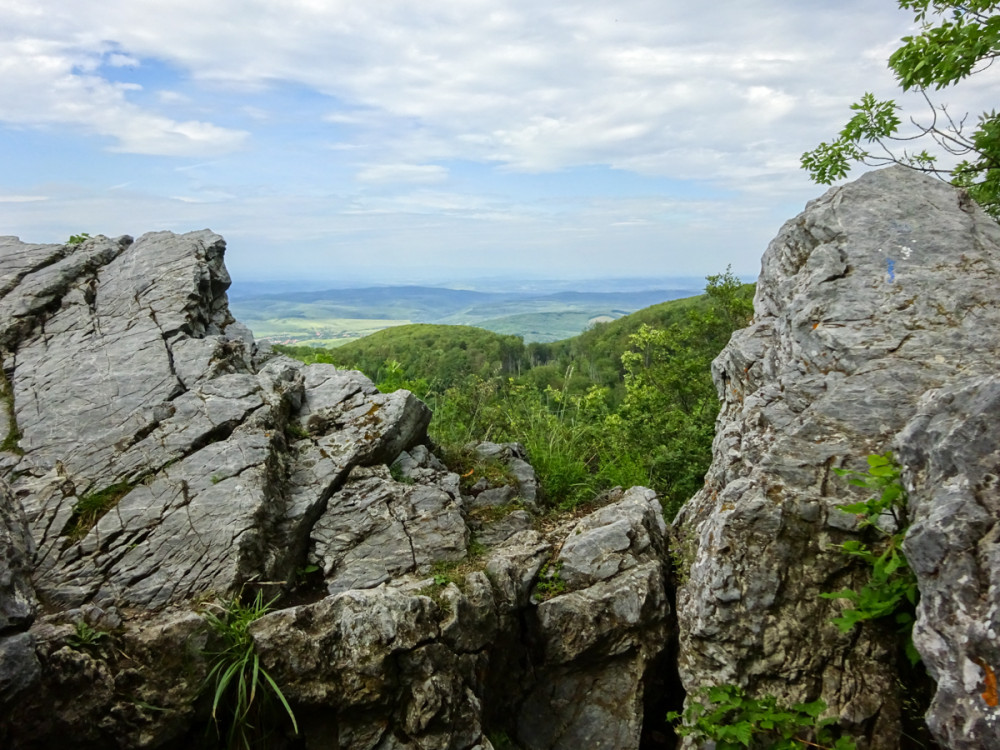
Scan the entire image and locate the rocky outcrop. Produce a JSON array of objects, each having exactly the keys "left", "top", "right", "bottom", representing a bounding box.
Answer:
[
  {"left": 0, "top": 231, "right": 673, "bottom": 749},
  {"left": 676, "top": 167, "right": 1000, "bottom": 748},
  {"left": 896, "top": 376, "right": 1000, "bottom": 748}
]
